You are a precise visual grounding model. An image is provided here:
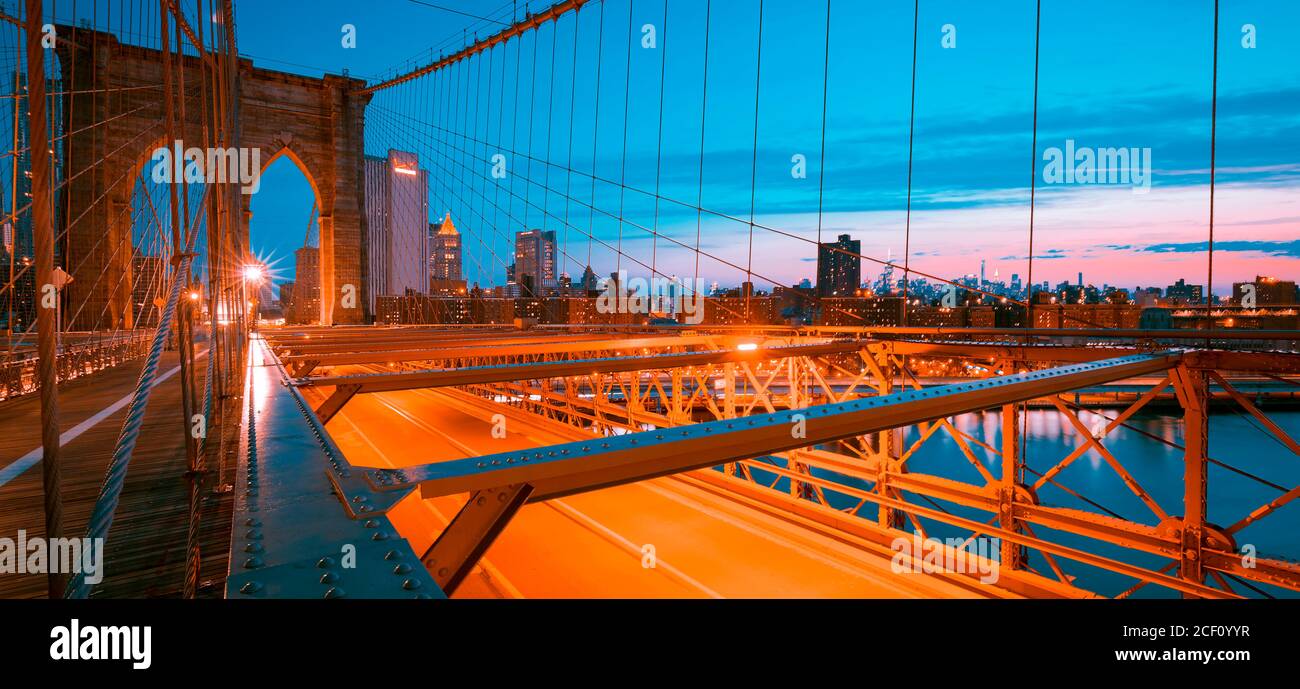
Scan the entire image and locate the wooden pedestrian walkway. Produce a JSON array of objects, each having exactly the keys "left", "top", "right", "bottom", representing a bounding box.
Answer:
[{"left": 0, "top": 349, "right": 238, "bottom": 598}]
